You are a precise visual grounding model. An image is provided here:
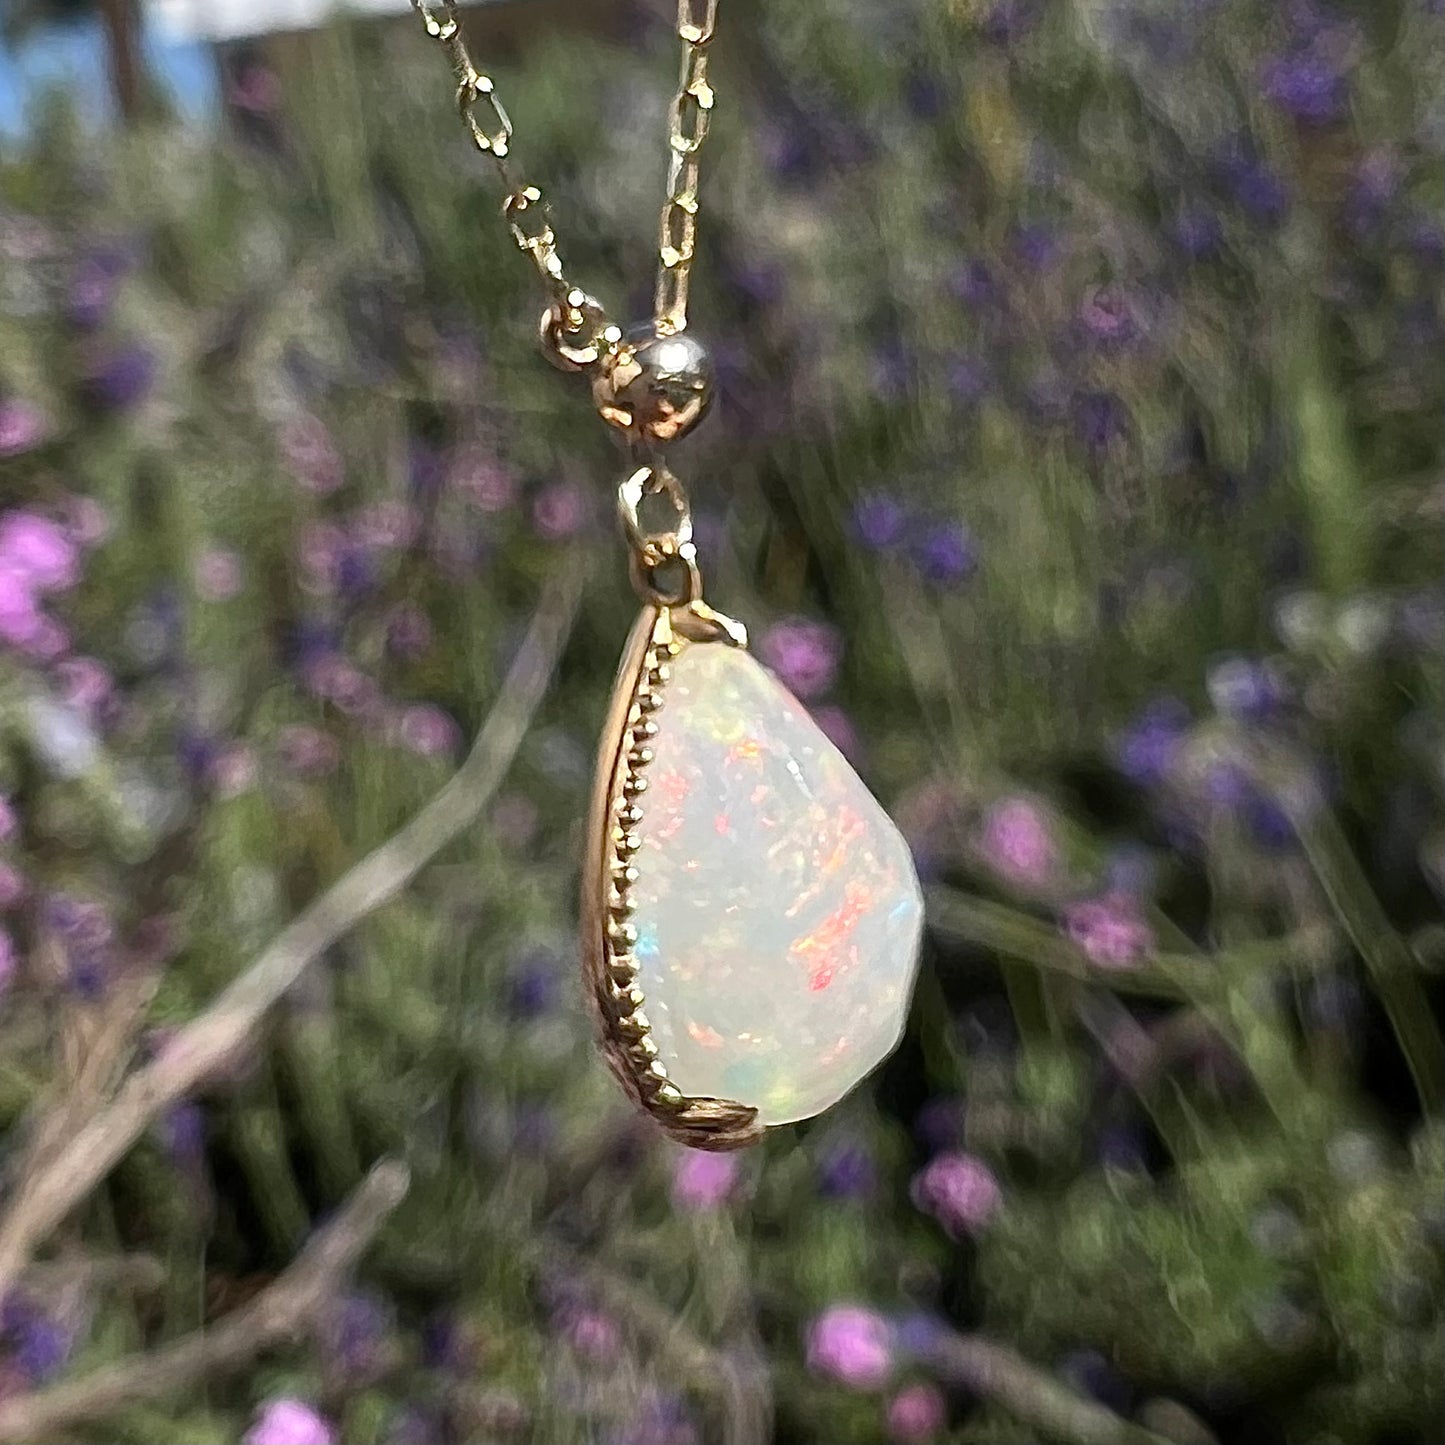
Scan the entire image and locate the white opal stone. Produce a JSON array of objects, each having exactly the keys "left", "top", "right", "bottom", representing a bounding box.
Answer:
[{"left": 629, "top": 640, "right": 924, "bottom": 1125}]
